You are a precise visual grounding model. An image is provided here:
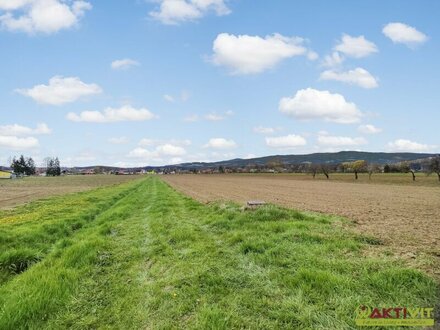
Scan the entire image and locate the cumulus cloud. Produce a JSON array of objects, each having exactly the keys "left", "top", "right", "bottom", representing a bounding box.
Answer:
[
  {"left": 319, "top": 68, "right": 378, "bottom": 89},
  {"left": 128, "top": 143, "right": 187, "bottom": 162},
  {"left": 150, "top": 0, "right": 230, "bottom": 25},
  {"left": 0, "top": 122, "right": 51, "bottom": 136},
  {"left": 211, "top": 33, "right": 307, "bottom": 74},
  {"left": 0, "top": 135, "right": 39, "bottom": 150},
  {"left": 204, "top": 138, "right": 237, "bottom": 149},
  {"left": 111, "top": 58, "right": 140, "bottom": 70},
  {"left": 382, "top": 22, "right": 428, "bottom": 47},
  {"left": 156, "top": 143, "right": 186, "bottom": 156},
  {"left": 387, "top": 139, "right": 433, "bottom": 152},
  {"left": 334, "top": 34, "right": 378, "bottom": 58},
  {"left": 279, "top": 88, "right": 362, "bottom": 124},
  {"left": 322, "top": 51, "right": 344, "bottom": 68},
  {"left": 108, "top": 136, "right": 129, "bottom": 144},
  {"left": 265, "top": 134, "right": 306, "bottom": 148},
  {"left": 0, "top": 0, "right": 91, "bottom": 34},
  {"left": 17, "top": 76, "right": 102, "bottom": 105},
  {"left": 317, "top": 134, "right": 367, "bottom": 147},
  {"left": 67, "top": 105, "right": 156, "bottom": 123},
  {"left": 358, "top": 124, "right": 382, "bottom": 134}
]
